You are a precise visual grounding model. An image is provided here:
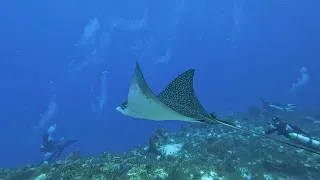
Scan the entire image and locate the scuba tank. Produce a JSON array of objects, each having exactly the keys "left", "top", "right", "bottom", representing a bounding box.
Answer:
[{"left": 288, "top": 132, "right": 320, "bottom": 149}]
